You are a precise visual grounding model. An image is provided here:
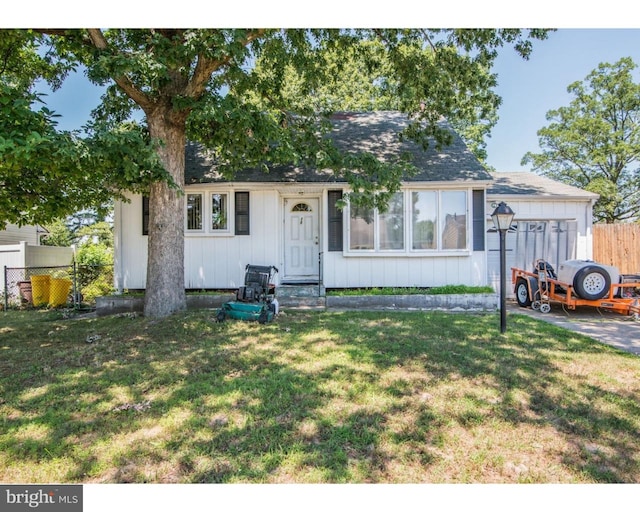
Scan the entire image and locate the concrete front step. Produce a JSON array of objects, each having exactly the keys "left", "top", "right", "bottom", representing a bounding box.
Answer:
[
  {"left": 277, "top": 284, "right": 325, "bottom": 298},
  {"left": 277, "top": 295, "right": 326, "bottom": 309}
]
